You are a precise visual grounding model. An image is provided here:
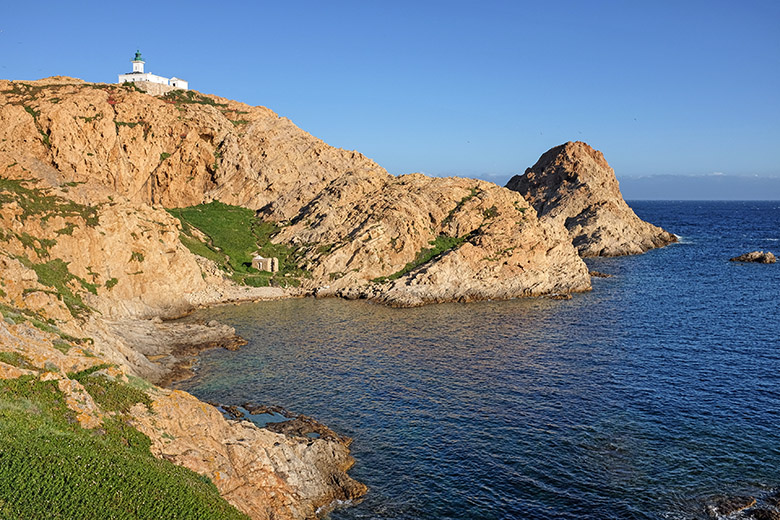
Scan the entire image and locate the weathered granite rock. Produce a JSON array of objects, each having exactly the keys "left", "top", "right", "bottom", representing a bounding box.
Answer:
[
  {"left": 131, "top": 390, "right": 367, "bottom": 520},
  {"left": 0, "top": 77, "right": 383, "bottom": 213},
  {"left": 730, "top": 251, "right": 776, "bottom": 263},
  {"left": 506, "top": 141, "right": 677, "bottom": 257},
  {"left": 264, "top": 173, "right": 591, "bottom": 306}
]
